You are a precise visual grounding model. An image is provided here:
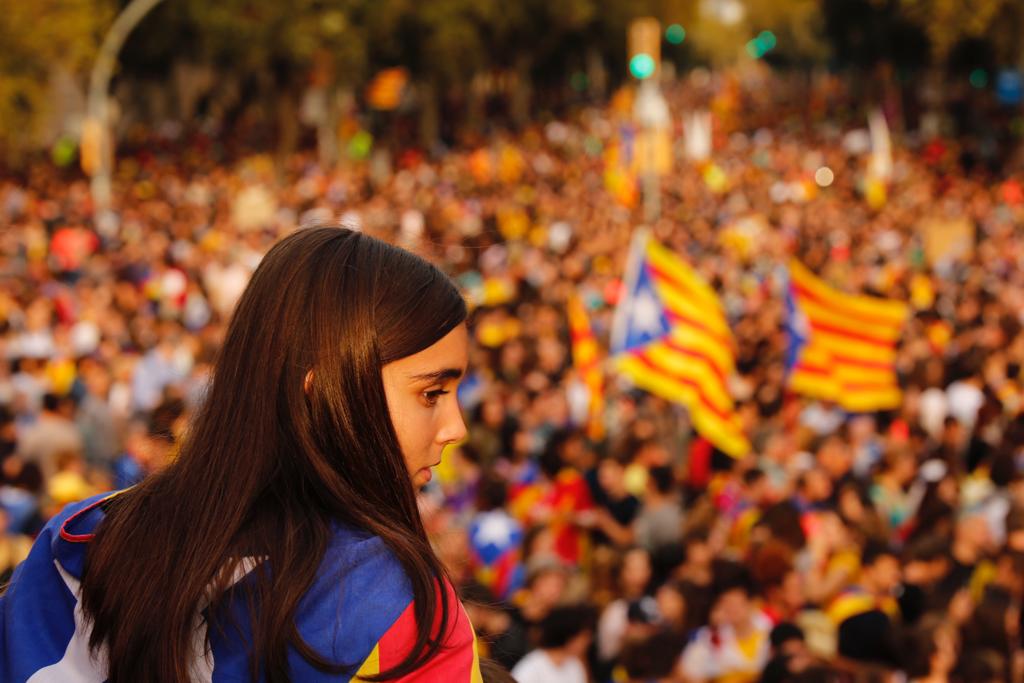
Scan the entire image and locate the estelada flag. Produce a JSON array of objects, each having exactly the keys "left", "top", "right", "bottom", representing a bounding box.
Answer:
[
  {"left": 786, "top": 259, "right": 908, "bottom": 412},
  {"left": 567, "top": 292, "right": 605, "bottom": 440},
  {"left": 610, "top": 230, "right": 749, "bottom": 458},
  {"left": 1, "top": 493, "right": 483, "bottom": 682}
]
